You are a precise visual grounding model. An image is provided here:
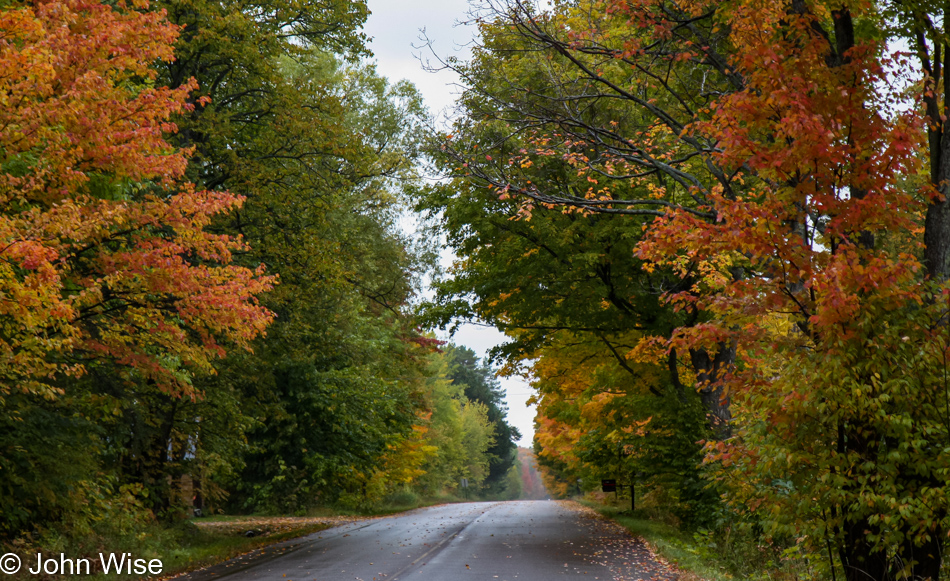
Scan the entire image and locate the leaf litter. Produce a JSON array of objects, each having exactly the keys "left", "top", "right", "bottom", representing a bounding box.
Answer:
[{"left": 559, "top": 501, "right": 680, "bottom": 581}]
